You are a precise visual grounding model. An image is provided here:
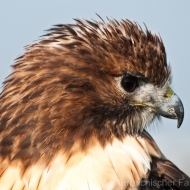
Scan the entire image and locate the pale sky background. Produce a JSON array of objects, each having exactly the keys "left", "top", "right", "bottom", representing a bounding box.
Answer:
[{"left": 0, "top": 1, "right": 189, "bottom": 175}]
